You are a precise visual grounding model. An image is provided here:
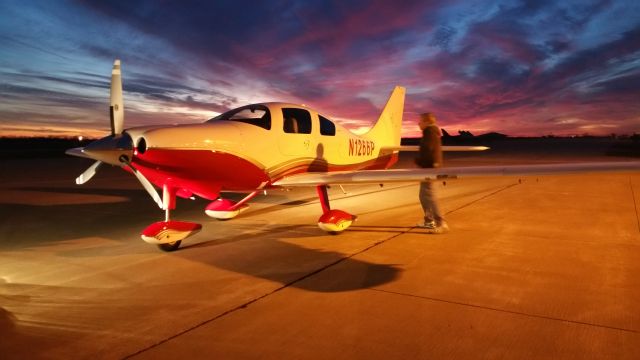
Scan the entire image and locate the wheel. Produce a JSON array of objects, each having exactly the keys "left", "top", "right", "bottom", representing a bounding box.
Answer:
[{"left": 157, "top": 240, "right": 182, "bottom": 252}]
